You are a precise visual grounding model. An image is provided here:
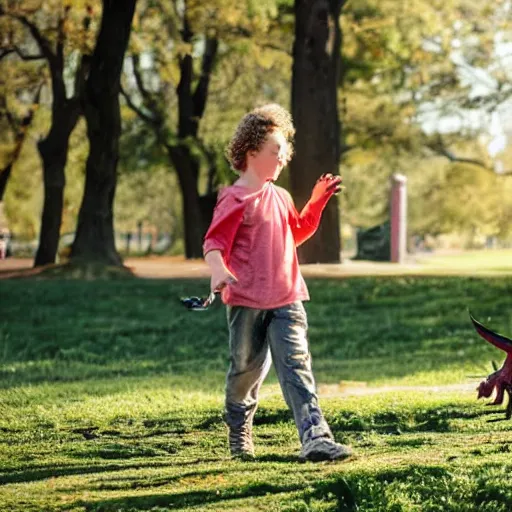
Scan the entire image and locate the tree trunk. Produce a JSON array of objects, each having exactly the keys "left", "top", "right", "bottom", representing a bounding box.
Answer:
[
  {"left": 0, "top": 165, "right": 12, "bottom": 202},
  {"left": 34, "top": 143, "right": 66, "bottom": 266},
  {"left": 167, "top": 30, "right": 219, "bottom": 259},
  {"left": 124, "top": 14, "right": 218, "bottom": 259},
  {"left": 34, "top": 105, "right": 80, "bottom": 266},
  {"left": 167, "top": 143, "right": 205, "bottom": 258},
  {"left": 165, "top": 142, "right": 218, "bottom": 259},
  {"left": 290, "top": 0, "right": 344, "bottom": 263},
  {"left": 71, "top": 0, "right": 137, "bottom": 265}
]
